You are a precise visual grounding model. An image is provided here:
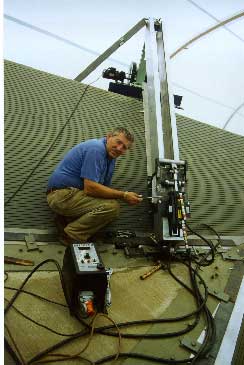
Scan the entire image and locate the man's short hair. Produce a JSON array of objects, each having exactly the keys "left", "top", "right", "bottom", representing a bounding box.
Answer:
[{"left": 111, "top": 127, "right": 134, "bottom": 143}]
